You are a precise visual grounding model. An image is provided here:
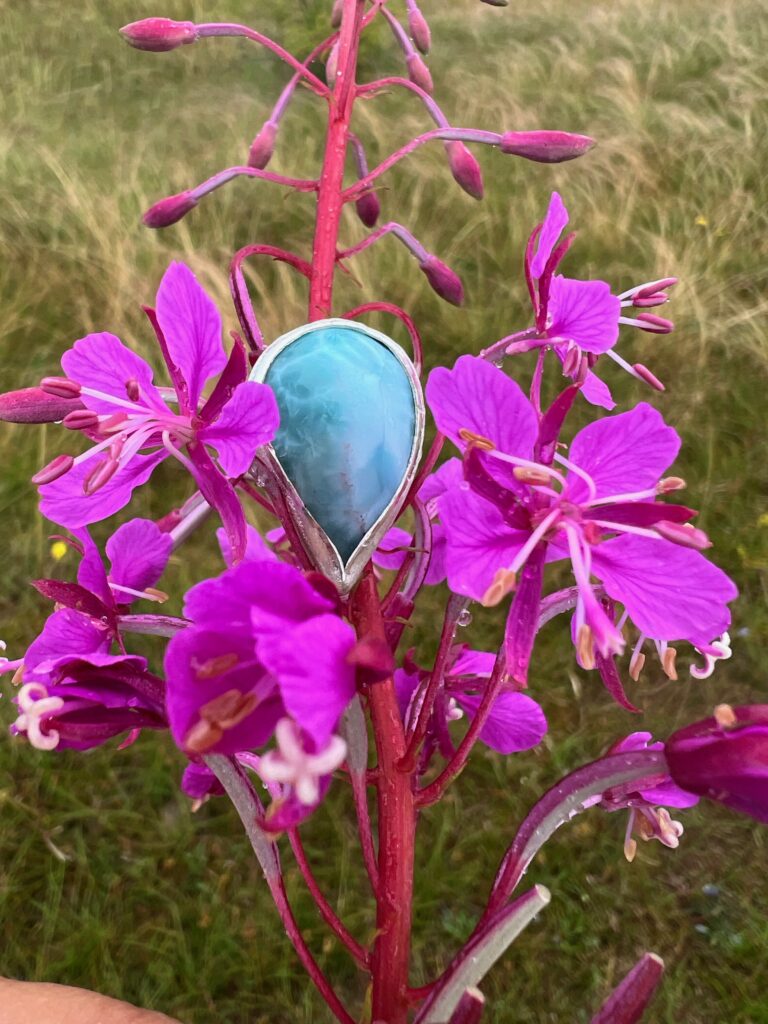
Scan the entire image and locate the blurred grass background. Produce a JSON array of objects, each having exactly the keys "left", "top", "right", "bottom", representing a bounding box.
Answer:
[{"left": 1, "top": 0, "right": 767, "bottom": 1021}]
